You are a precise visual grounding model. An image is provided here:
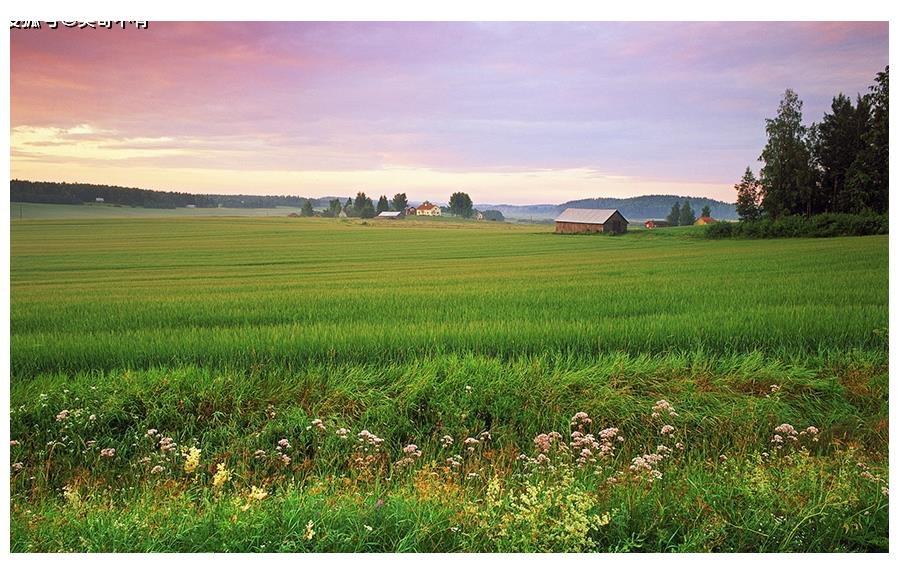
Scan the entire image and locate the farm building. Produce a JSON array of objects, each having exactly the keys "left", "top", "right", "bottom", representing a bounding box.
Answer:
[
  {"left": 644, "top": 220, "right": 671, "bottom": 229},
  {"left": 376, "top": 211, "right": 405, "bottom": 219},
  {"left": 404, "top": 207, "right": 417, "bottom": 216},
  {"left": 95, "top": 197, "right": 105, "bottom": 203},
  {"left": 555, "top": 208, "right": 629, "bottom": 235},
  {"left": 695, "top": 216, "right": 717, "bottom": 225},
  {"left": 416, "top": 201, "right": 442, "bottom": 216}
]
